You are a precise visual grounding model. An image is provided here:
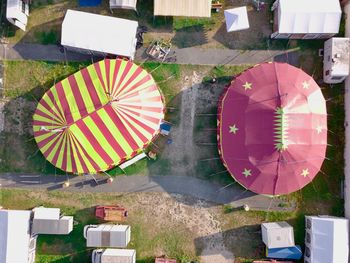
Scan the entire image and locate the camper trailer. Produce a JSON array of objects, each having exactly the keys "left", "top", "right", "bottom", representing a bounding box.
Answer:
[
  {"left": 84, "top": 224, "right": 131, "bottom": 248},
  {"left": 92, "top": 249, "right": 136, "bottom": 263}
]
